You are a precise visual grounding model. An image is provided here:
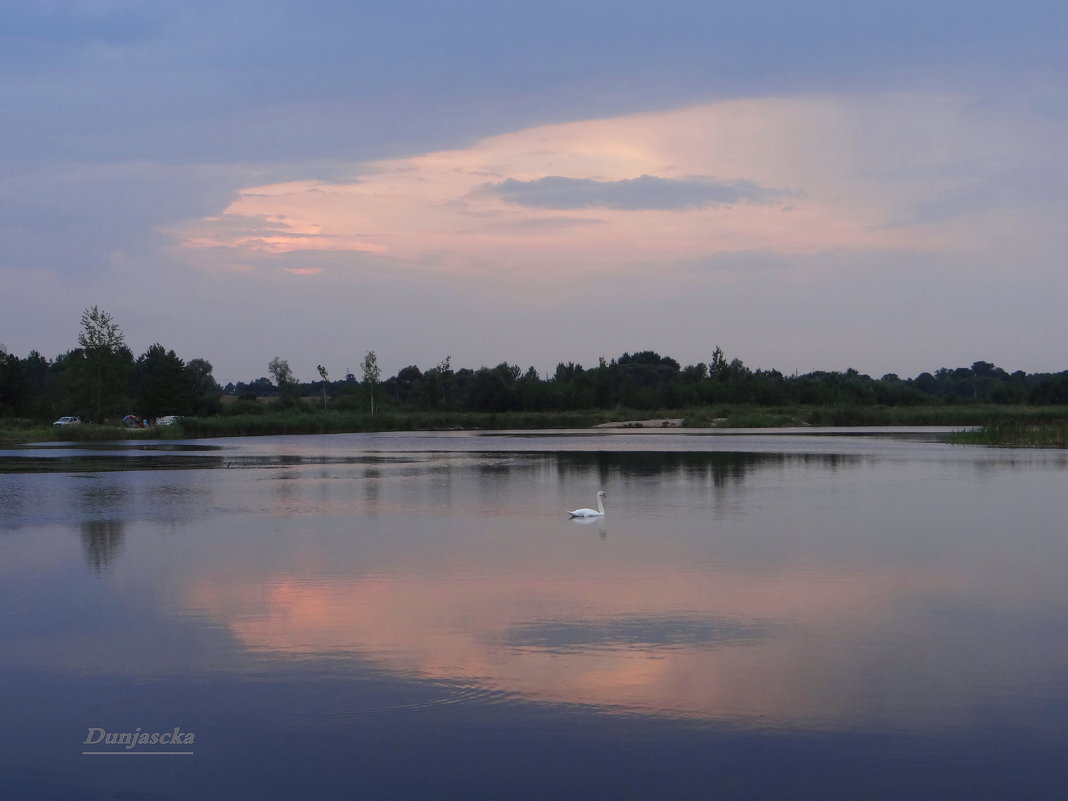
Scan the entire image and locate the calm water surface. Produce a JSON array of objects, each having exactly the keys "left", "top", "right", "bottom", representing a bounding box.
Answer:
[{"left": 2, "top": 429, "right": 1067, "bottom": 799}]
